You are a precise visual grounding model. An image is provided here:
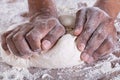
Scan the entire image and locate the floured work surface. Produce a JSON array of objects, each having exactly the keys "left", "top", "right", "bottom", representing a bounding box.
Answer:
[{"left": 1, "top": 0, "right": 120, "bottom": 80}]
